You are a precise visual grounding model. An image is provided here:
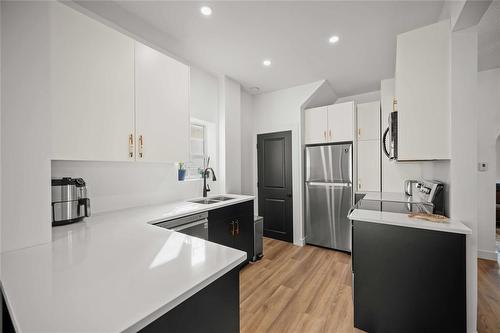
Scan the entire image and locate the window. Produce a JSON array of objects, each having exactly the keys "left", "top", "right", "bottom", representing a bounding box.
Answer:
[{"left": 185, "top": 123, "right": 206, "bottom": 179}]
